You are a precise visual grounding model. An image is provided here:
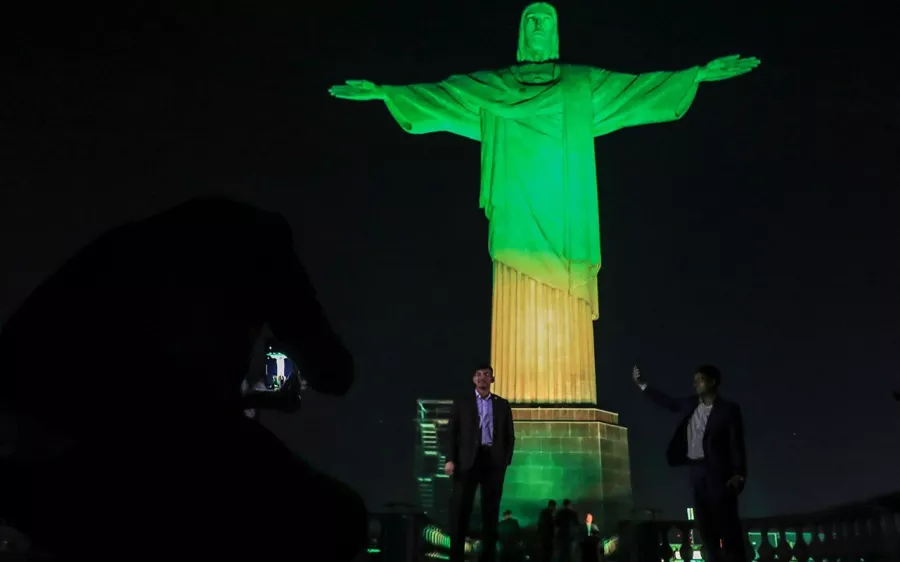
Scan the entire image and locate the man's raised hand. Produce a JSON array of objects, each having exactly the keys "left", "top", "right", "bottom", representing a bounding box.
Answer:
[{"left": 632, "top": 365, "right": 647, "bottom": 389}]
